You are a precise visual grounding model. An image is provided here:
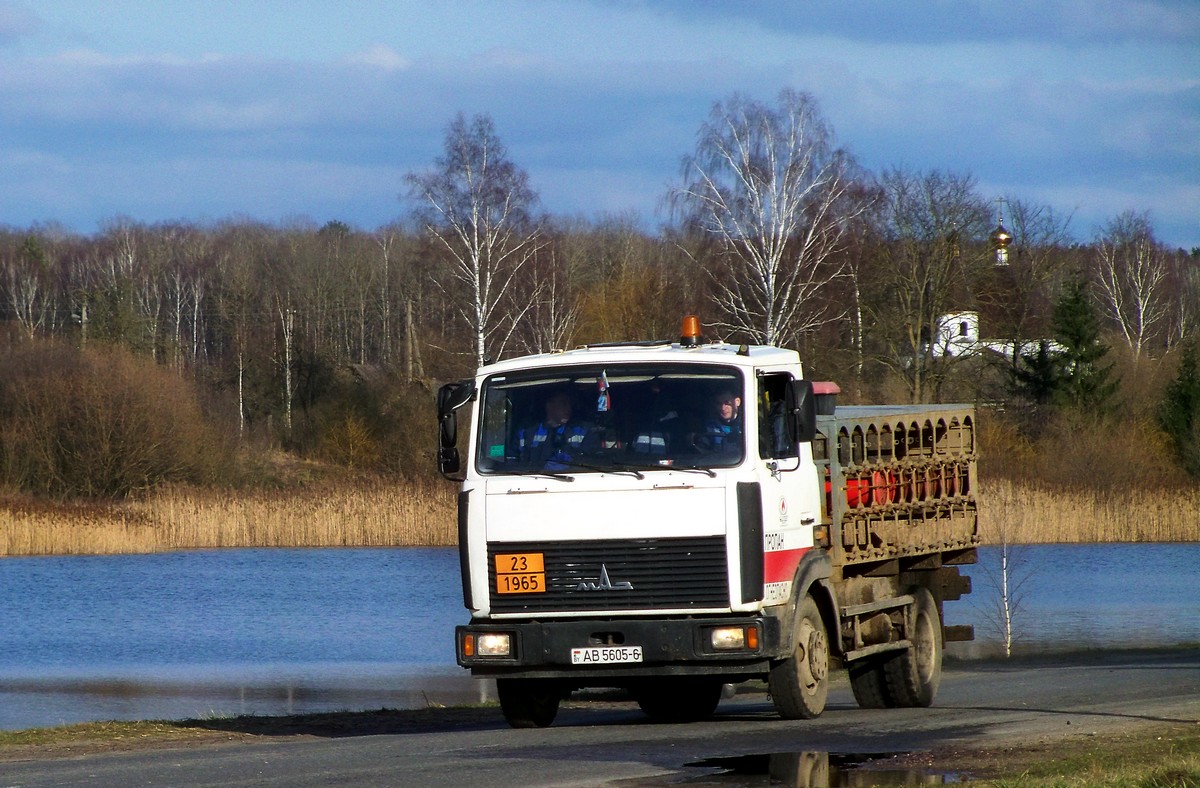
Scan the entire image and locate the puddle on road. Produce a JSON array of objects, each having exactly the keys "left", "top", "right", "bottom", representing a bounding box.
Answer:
[{"left": 682, "top": 751, "right": 961, "bottom": 786}]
